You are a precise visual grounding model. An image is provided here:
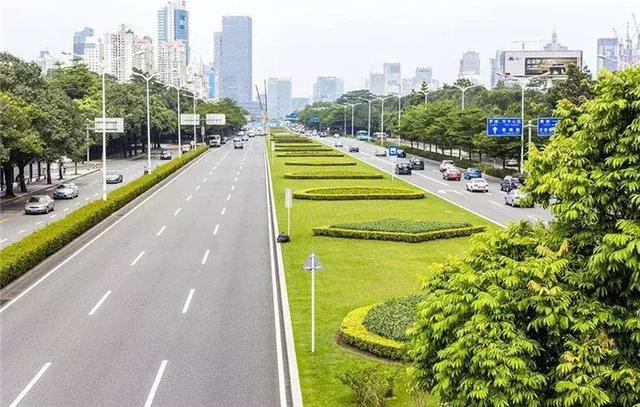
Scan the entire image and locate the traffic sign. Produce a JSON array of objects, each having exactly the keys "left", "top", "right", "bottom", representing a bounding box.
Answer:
[
  {"left": 310, "top": 116, "right": 320, "bottom": 124},
  {"left": 94, "top": 118, "right": 124, "bottom": 133},
  {"left": 206, "top": 113, "right": 226, "bottom": 125},
  {"left": 486, "top": 117, "right": 523, "bottom": 137},
  {"left": 303, "top": 252, "right": 323, "bottom": 271},
  {"left": 388, "top": 145, "right": 398, "bottom": 156},
  {"left": 537, "top": 117, "right": 559, "bottom": 136},
  {"left": 180, "top": 114, "right": 200, "bottom": 126}
]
